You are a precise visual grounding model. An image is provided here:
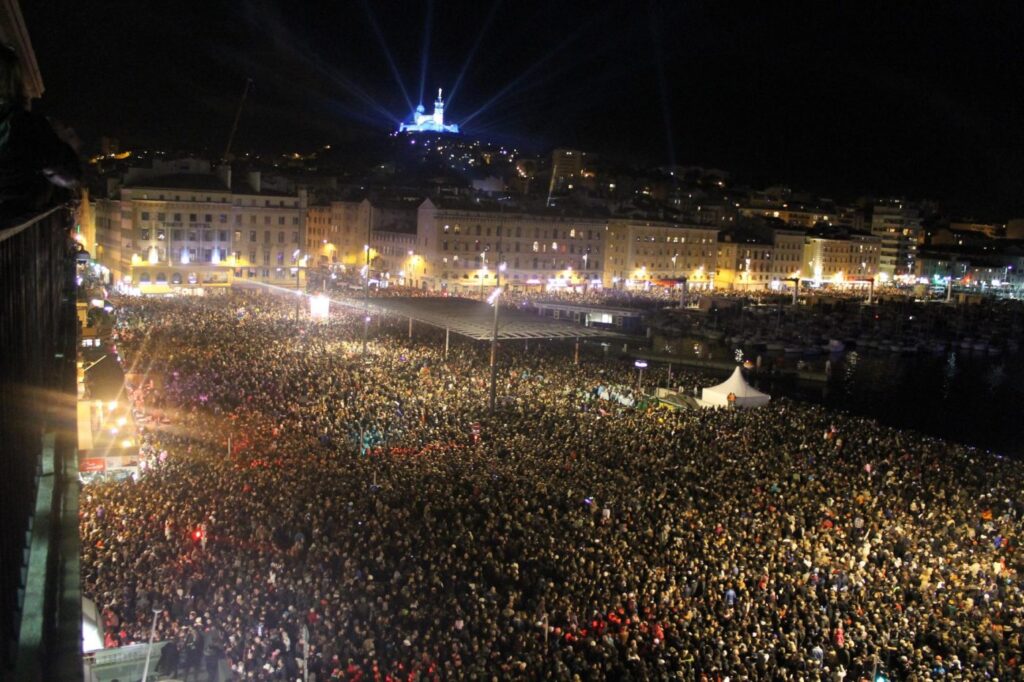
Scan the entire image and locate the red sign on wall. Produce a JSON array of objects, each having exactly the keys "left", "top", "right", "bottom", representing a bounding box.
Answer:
[{"left": 79, "top": 458, "right": 107, "bottom": 472}]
